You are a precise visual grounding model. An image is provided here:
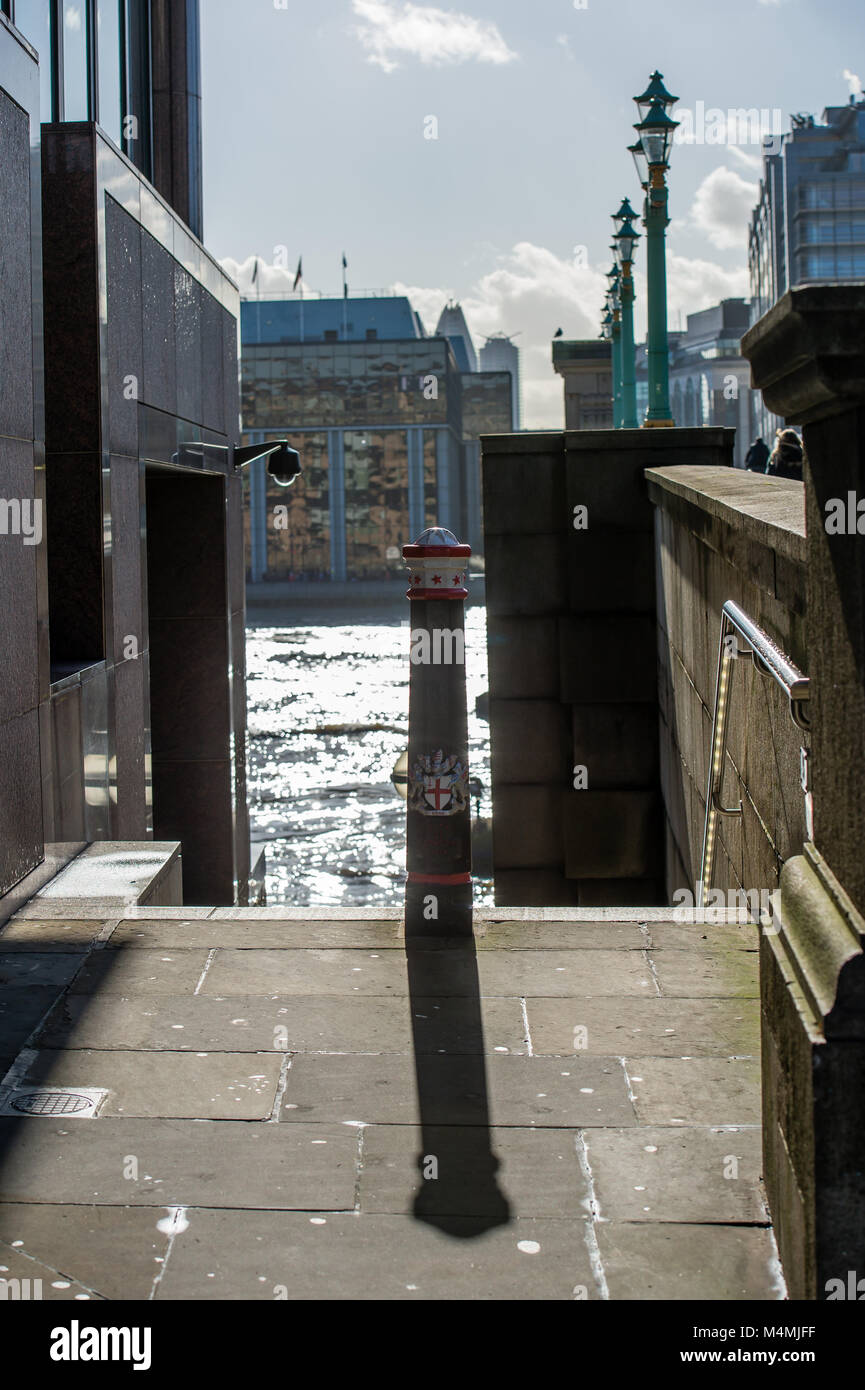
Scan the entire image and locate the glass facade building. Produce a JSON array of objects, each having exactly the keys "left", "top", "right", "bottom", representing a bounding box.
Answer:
[{"left": 241, "top": 296, "right": 513, "bottom": 583}]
